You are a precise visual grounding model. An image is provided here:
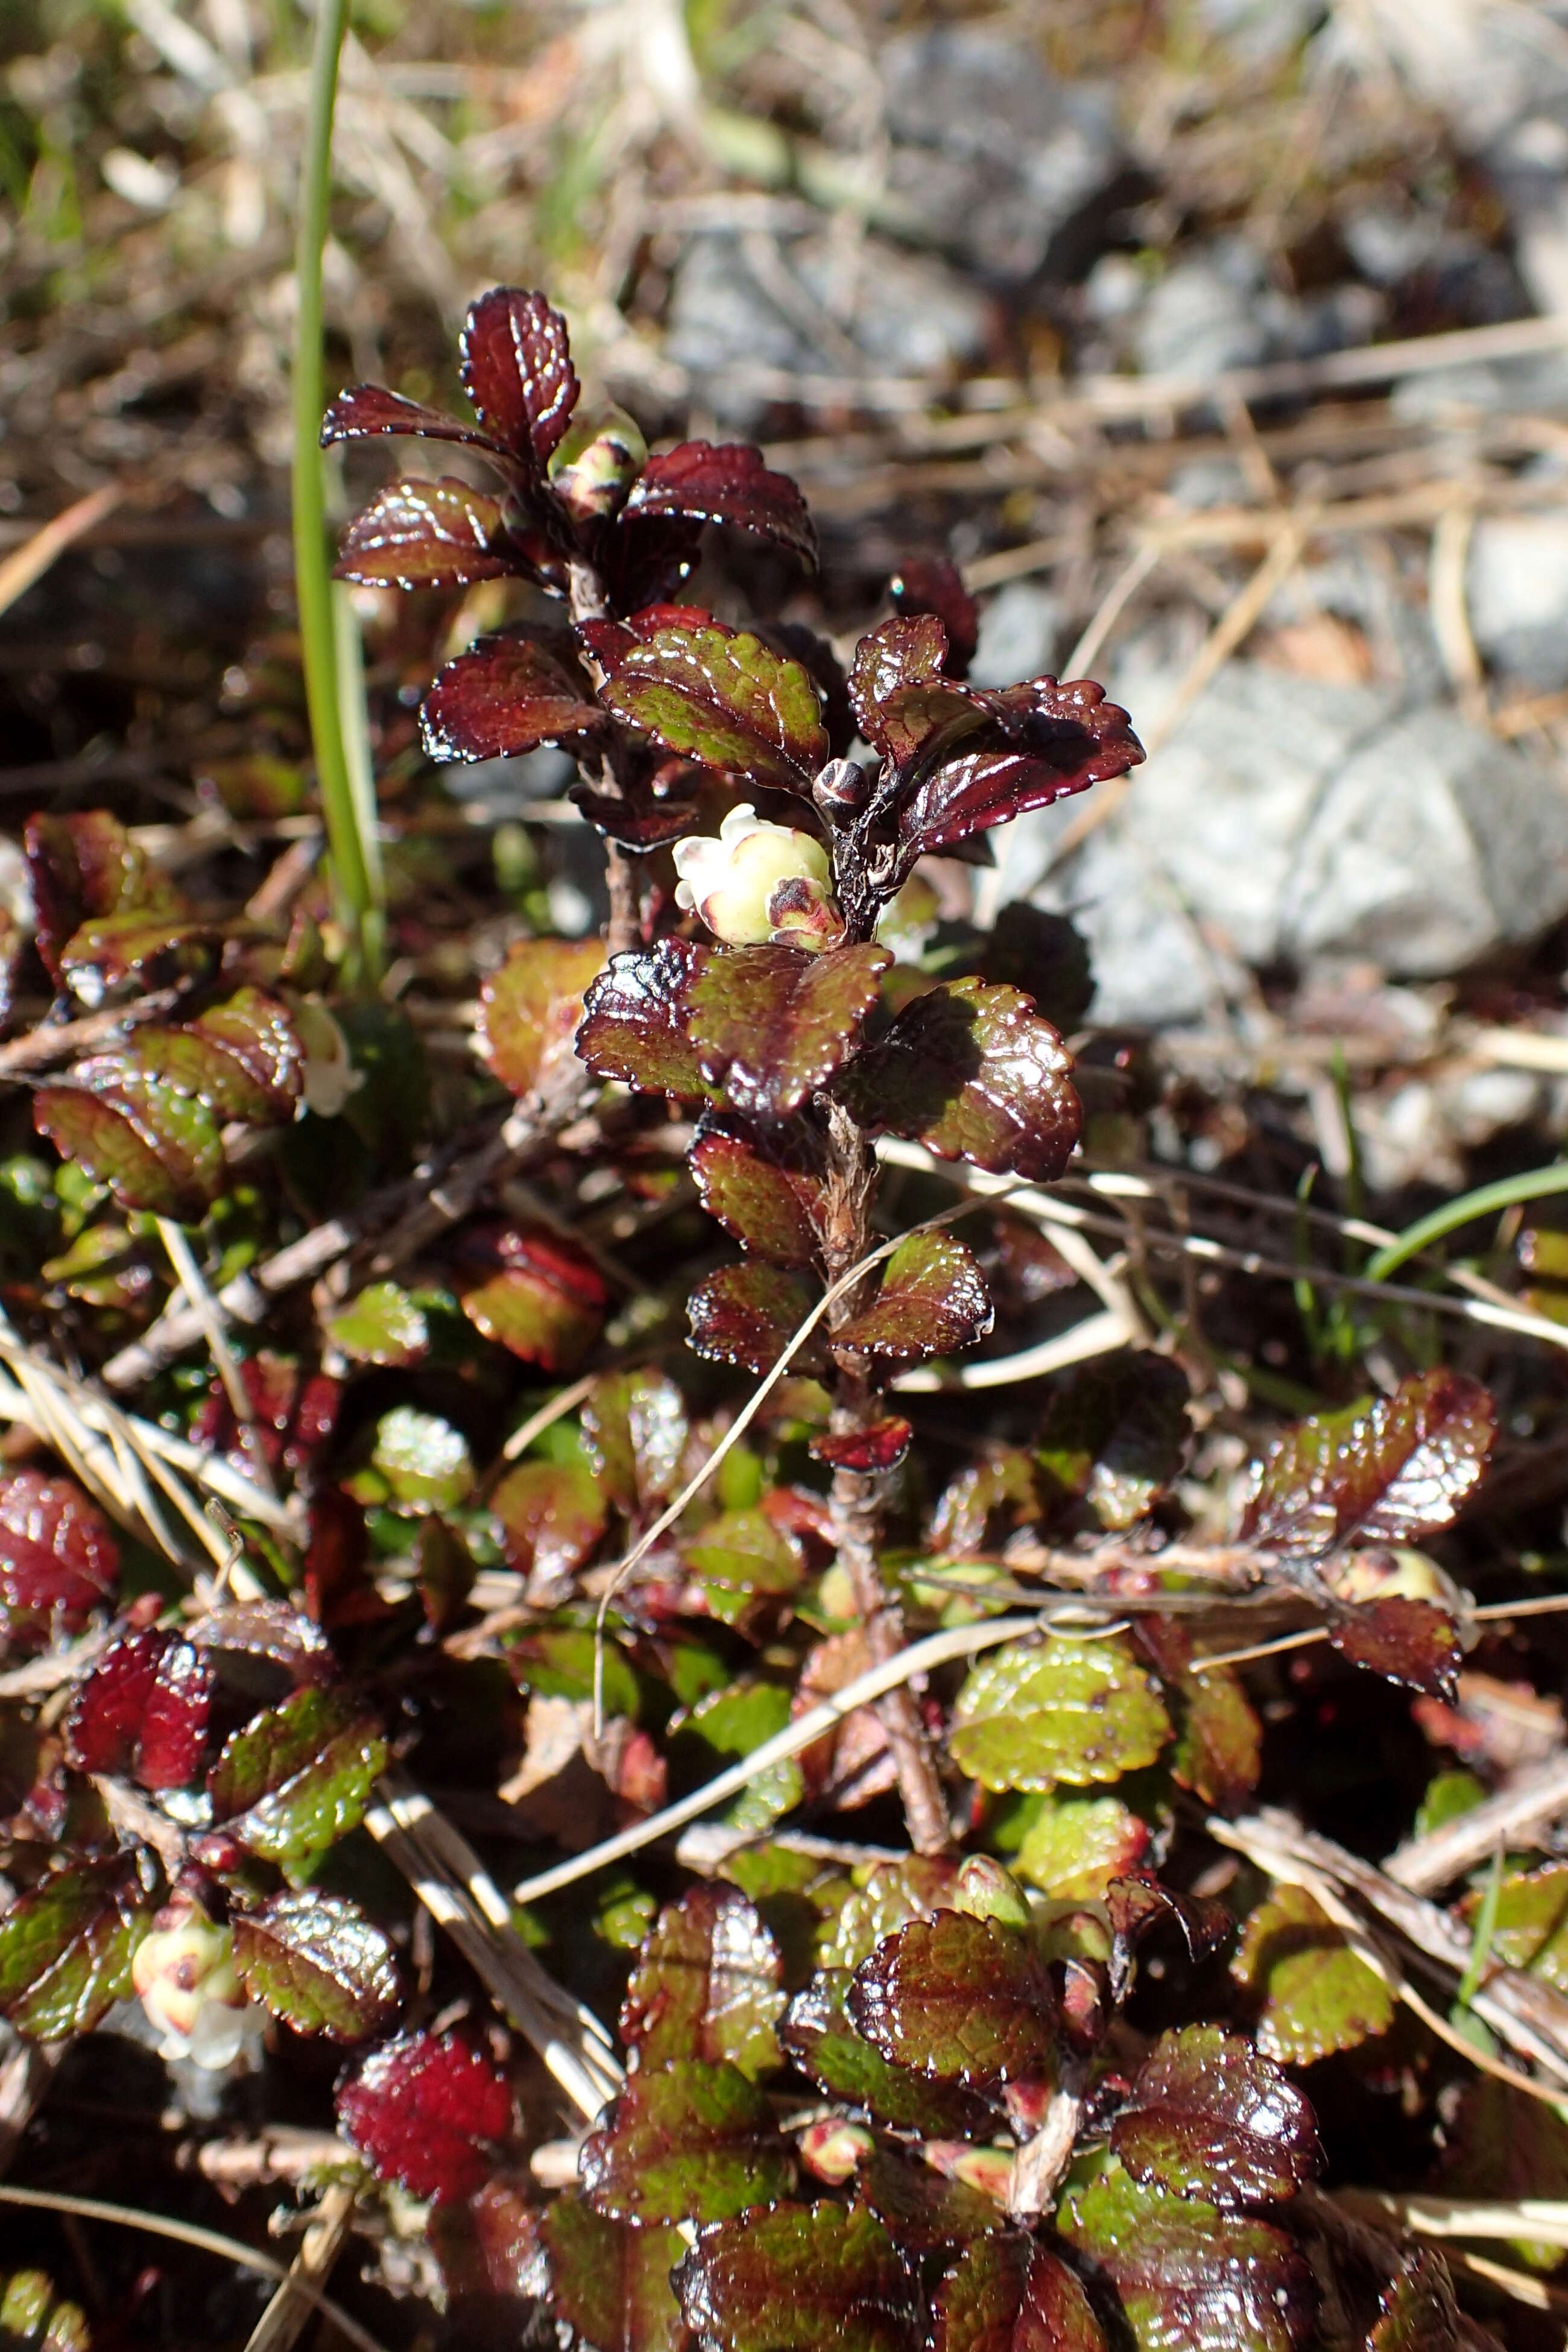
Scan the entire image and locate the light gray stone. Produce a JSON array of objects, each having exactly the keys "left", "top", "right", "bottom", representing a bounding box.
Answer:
[
  {"left": 969, "top": 581, "right": 1059, "bottom": 688},
  {"left": 1467, "top": 511, "right": 1568, "bottom": 688}
]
